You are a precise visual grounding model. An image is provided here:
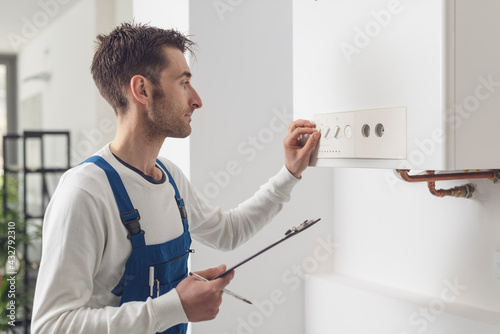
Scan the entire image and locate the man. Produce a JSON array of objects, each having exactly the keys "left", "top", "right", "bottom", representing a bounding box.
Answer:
[{"left": 32, "top": 22, "right": 319, "bottom": 333}]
